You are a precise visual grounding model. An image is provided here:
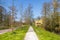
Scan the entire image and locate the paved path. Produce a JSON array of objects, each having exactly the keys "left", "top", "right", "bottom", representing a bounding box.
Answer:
[{"left": 24, "top": 26, "right": 38, "bottom": 40}]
